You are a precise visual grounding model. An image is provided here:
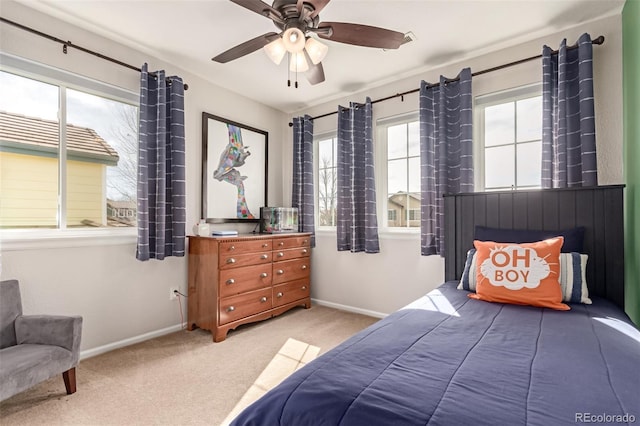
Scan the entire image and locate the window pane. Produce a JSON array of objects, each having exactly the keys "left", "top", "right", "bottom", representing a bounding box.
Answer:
[
  {"left": 0, "top": 72, "right": 59, "bottom": 228},
  {"left": 387, "top": 124, "right": 407, "bottom": 159},
  {"left": 408, "top": 157, "right": 420, "bottom": 193},
  {"left": 485, "top": 145, "right": 515, "bottom": 188},
  {"left": 318, "top": 167, "right": 336, "bottom": 226},
  {"left": 408, "top": 121, "right": 420, "bottom": 157},
  {"left": 517, "top": 141, "right": 542, "bottom": 187},
  {"left": 67, "top": 89, "right": 138, "bottom": 227},
  {"left": 387, "top": 193, "right": 405, "bottom": 227},
  {"left": 388, "top": 158, "right": 407, "bottom": 194},
  {"left": 318, "top": 138, "right": 334, "bottom": 168},
  {"left": 517, "top": 96, "right": 542, "bottom": 142},
  {"left": 484, "top": 102, "right": 514, "bottom": 147}
]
